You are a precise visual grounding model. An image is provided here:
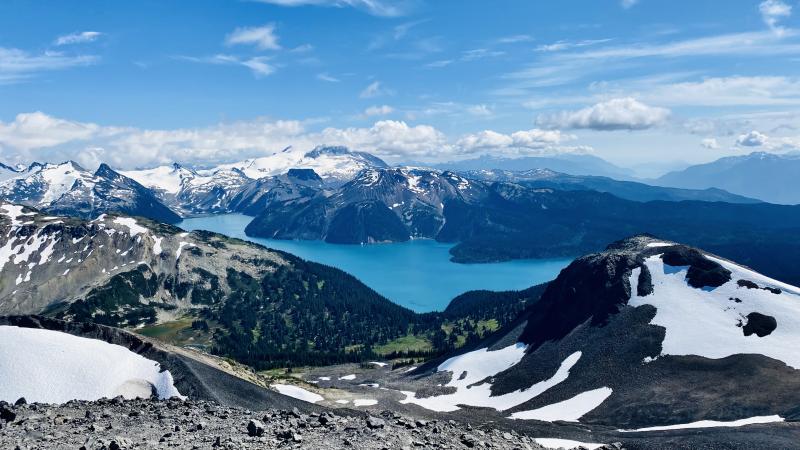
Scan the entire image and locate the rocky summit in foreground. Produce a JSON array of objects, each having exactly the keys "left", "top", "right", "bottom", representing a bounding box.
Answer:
[{"left": 0, "top": 397, "right": 592, "bottom": 450}]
